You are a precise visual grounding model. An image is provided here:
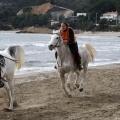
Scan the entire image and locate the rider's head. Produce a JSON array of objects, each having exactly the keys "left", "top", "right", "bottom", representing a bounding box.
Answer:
[{"left": 60, "top": 22, "right": 69, "bottom": 32}]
